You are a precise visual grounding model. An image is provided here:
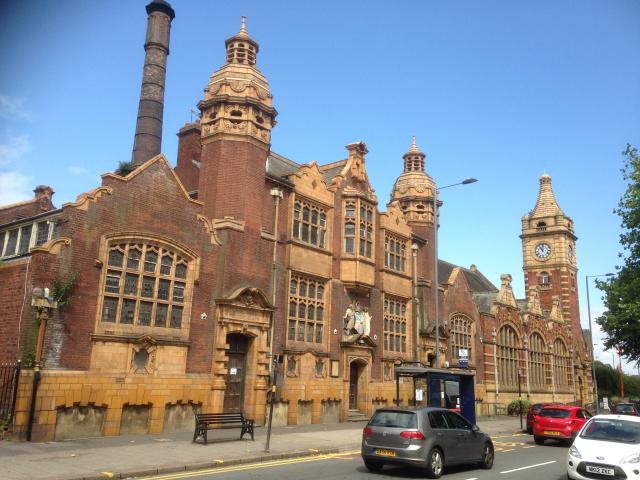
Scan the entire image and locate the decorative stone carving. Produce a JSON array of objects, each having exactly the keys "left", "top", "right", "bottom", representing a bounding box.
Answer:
[
  {"left": 342, "top": 301, "right": 372, "bottom": 343},
  {"left": 315, "top": 357, "right": 326, "bottom": 378},
  {"left": 286, "top": 355, "right": 298, "bottom": 377}
]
